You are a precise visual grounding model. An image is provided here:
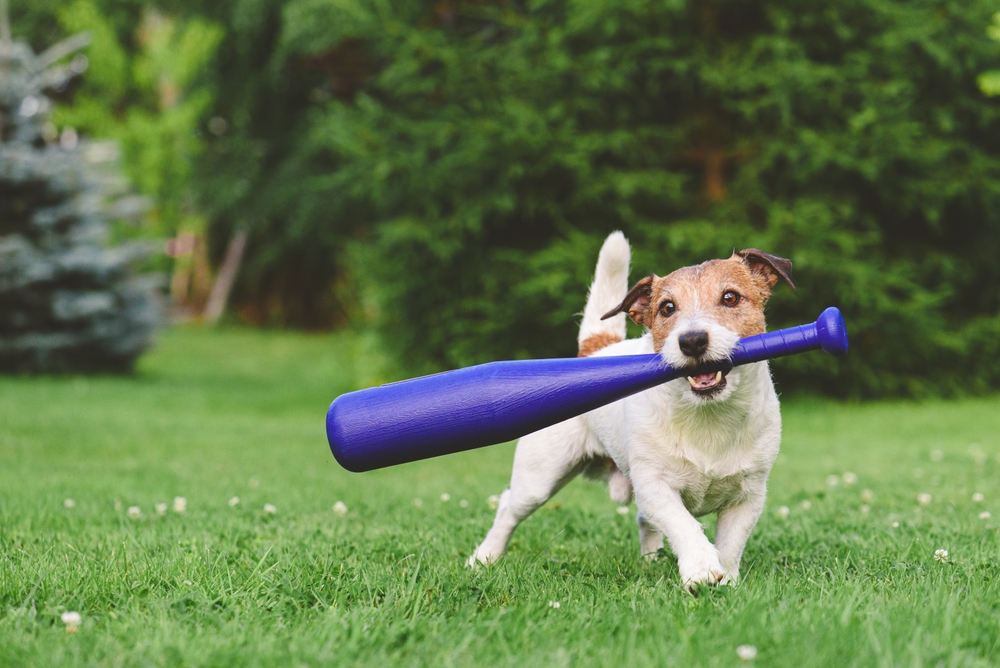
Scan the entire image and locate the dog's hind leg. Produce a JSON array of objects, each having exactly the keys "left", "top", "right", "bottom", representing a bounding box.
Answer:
[{"left": 468, "top": 418, "right": 589, "bottom": 566}]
